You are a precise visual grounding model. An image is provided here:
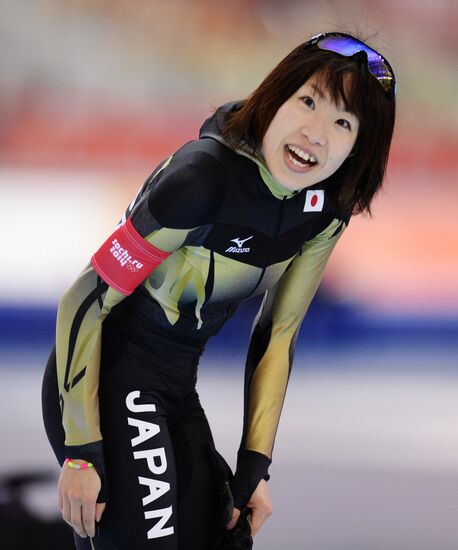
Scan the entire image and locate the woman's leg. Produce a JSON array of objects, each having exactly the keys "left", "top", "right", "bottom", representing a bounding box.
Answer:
[
  {"left": 92, "top": 333, "right": 182, "bottom": 550},
  {"left": 168, "top": 393, "right": 219, "bottom": 550},
  {"left": 98, "top": 372, "right": 223, "bottom": 549},
  {"left": 95, "top": 384, "right": 179, "bottom": 549}
]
